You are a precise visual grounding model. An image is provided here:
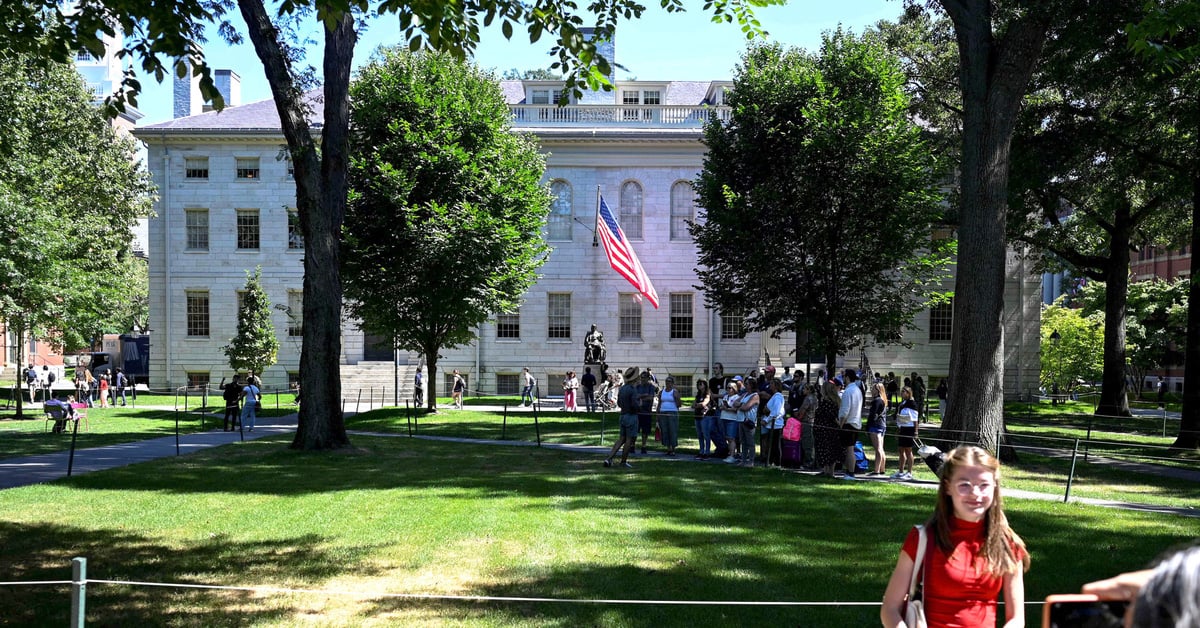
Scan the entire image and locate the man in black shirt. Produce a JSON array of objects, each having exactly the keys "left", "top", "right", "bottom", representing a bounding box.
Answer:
[{"left": 581, "top": 366, "right": 597, "bottom": 412}]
